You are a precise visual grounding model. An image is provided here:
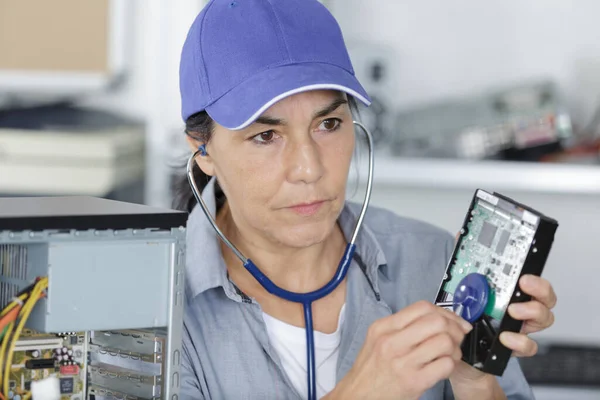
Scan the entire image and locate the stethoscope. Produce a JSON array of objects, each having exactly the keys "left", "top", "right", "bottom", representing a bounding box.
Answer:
[{"left": 187, "top": 121, "right": 375, "bottom": 400}]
